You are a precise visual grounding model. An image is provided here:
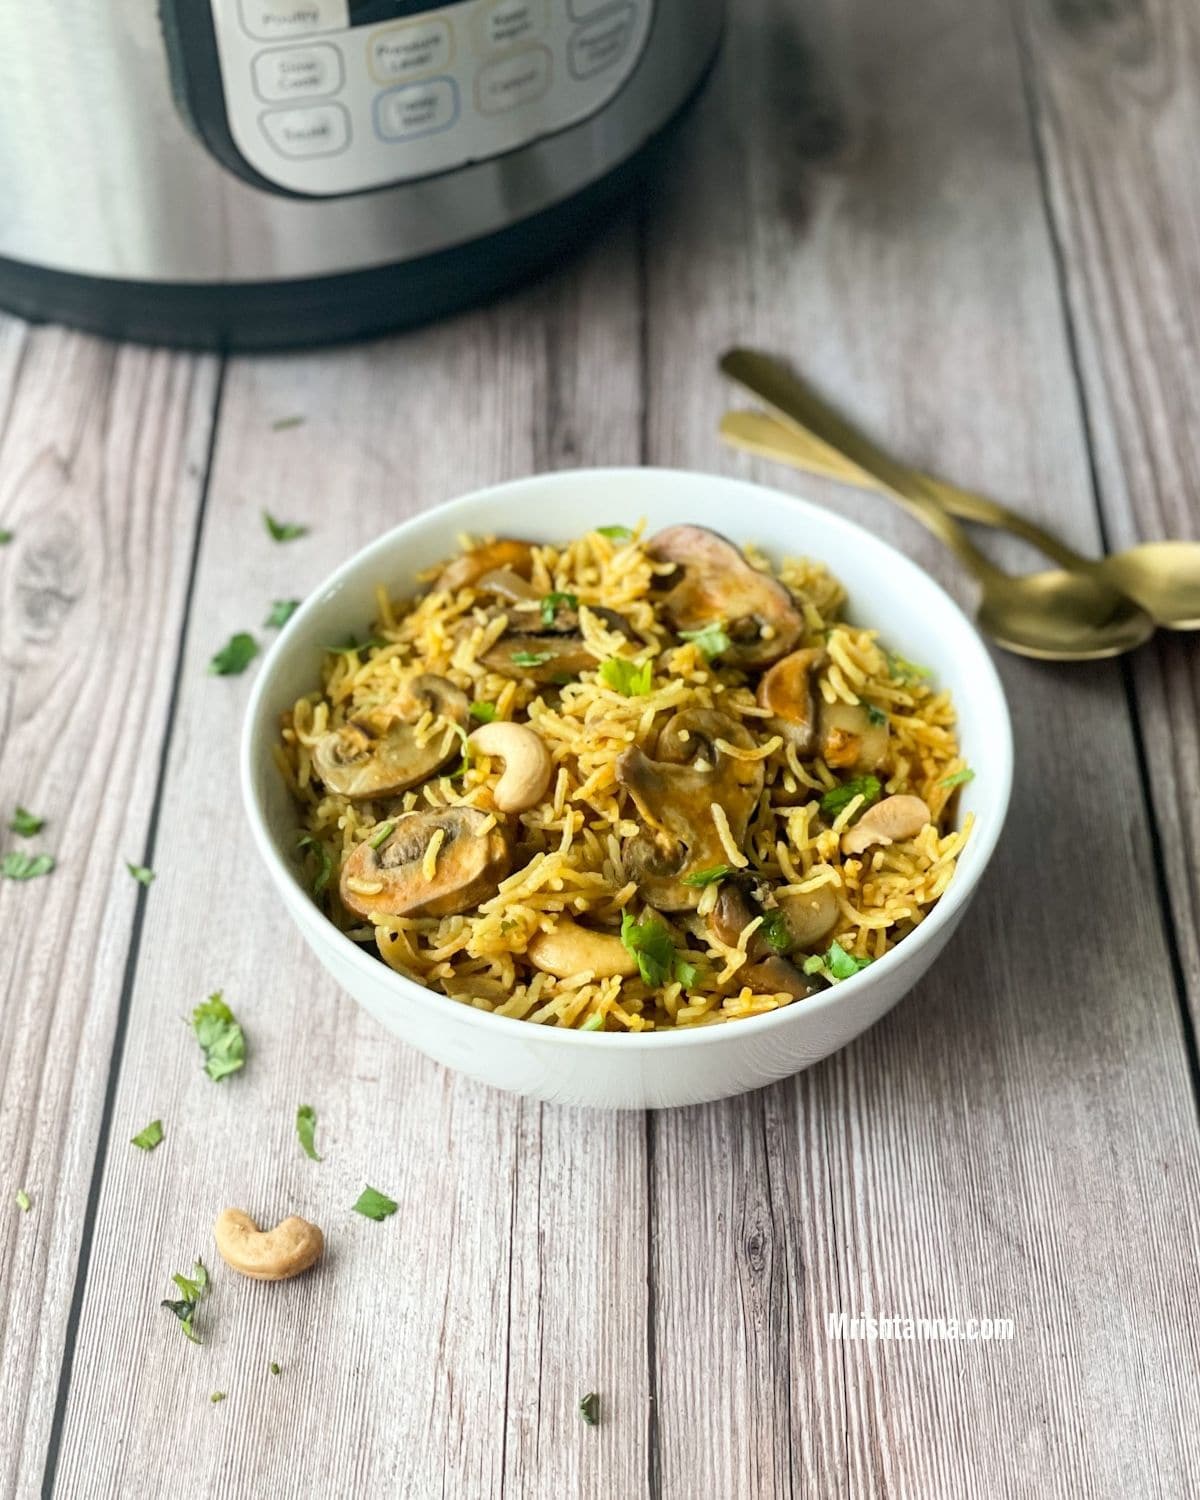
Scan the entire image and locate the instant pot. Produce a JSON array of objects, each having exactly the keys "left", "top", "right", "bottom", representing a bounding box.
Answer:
[{"left": 0, "top": 1, "right": 722, "bottom": 349}]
